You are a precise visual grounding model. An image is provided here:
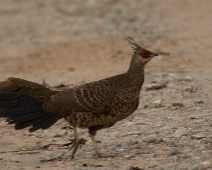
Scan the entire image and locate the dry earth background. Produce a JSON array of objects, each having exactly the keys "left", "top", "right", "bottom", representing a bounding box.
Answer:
[{"left": 0, "top": 0, "right": 212, "bottom": 170}]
